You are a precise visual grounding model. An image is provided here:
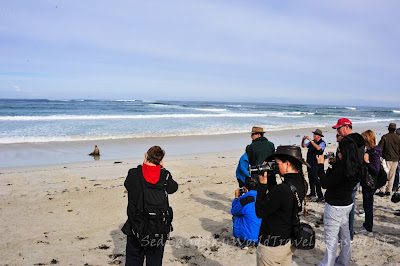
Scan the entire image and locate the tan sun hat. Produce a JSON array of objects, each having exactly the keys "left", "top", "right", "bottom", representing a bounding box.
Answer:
[
  {"left": 312, "top": 129, "right": 324, "bottom": 137},
  {"left": 251, "top": 126, "right": 265, "bottom": 134}
]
